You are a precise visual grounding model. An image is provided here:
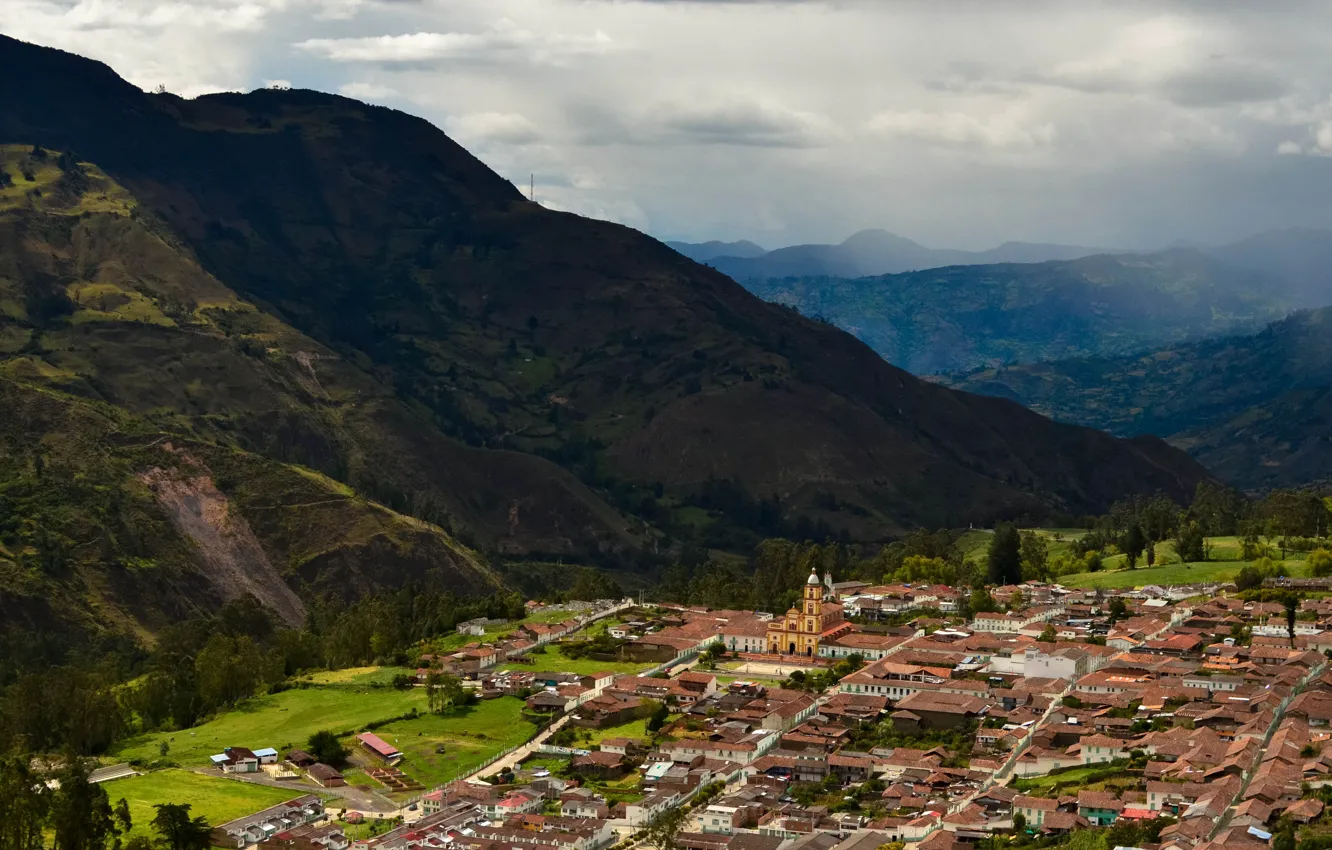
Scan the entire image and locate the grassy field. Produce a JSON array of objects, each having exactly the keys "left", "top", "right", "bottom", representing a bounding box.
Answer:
[
  {"left": 427, "top": 608, "right": 615, "bottom": 654},
  {"left": 1060, "top": 547, "right": 1311, "bottom": 589},
  {"left": 300, "top": 667, "right": 414, "bottom": 686},
  {"left": 961, "top": 528, "right": 1317, "bottom": 590},
  {"left": 1012, "top": 763, "right": 1140, "bottom": 796},
  {"left": 573, "top": 717, "right": 649, "bottom": 747},
  {"left": 500, "top": 644, "right": 652, "bottom": 676},
  {"left": 115, "top": 675, "right": 427, "bottom": 766},
  {"left": 101, "top": 770, "right": 297, "bottom": 836},
  {"left": 356, "top": 697, "right": 536, "bottom": 788}
]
